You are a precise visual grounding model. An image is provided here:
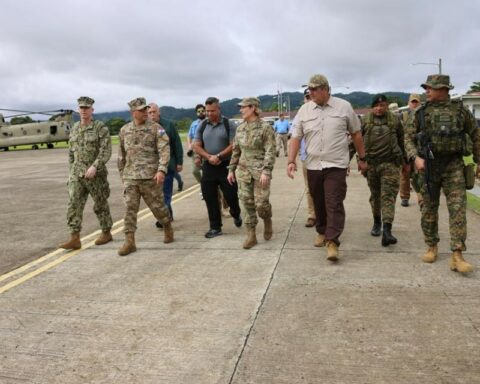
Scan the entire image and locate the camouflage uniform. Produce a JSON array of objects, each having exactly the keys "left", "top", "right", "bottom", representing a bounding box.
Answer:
[
  {"left": 404, "top": 77, "right": 480, "bottom": 252},
  {"left": 362, "top": 110, "right": 405, "bottom": 224},
  {"left": 67, "top": 116, "right": 113, "bottom": 233},
  {"left": 229, "top": 118, "right": 276, "bottom": 229},
  {"left": 118, "top": 117, "right": 171, "bottom": 233}
]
